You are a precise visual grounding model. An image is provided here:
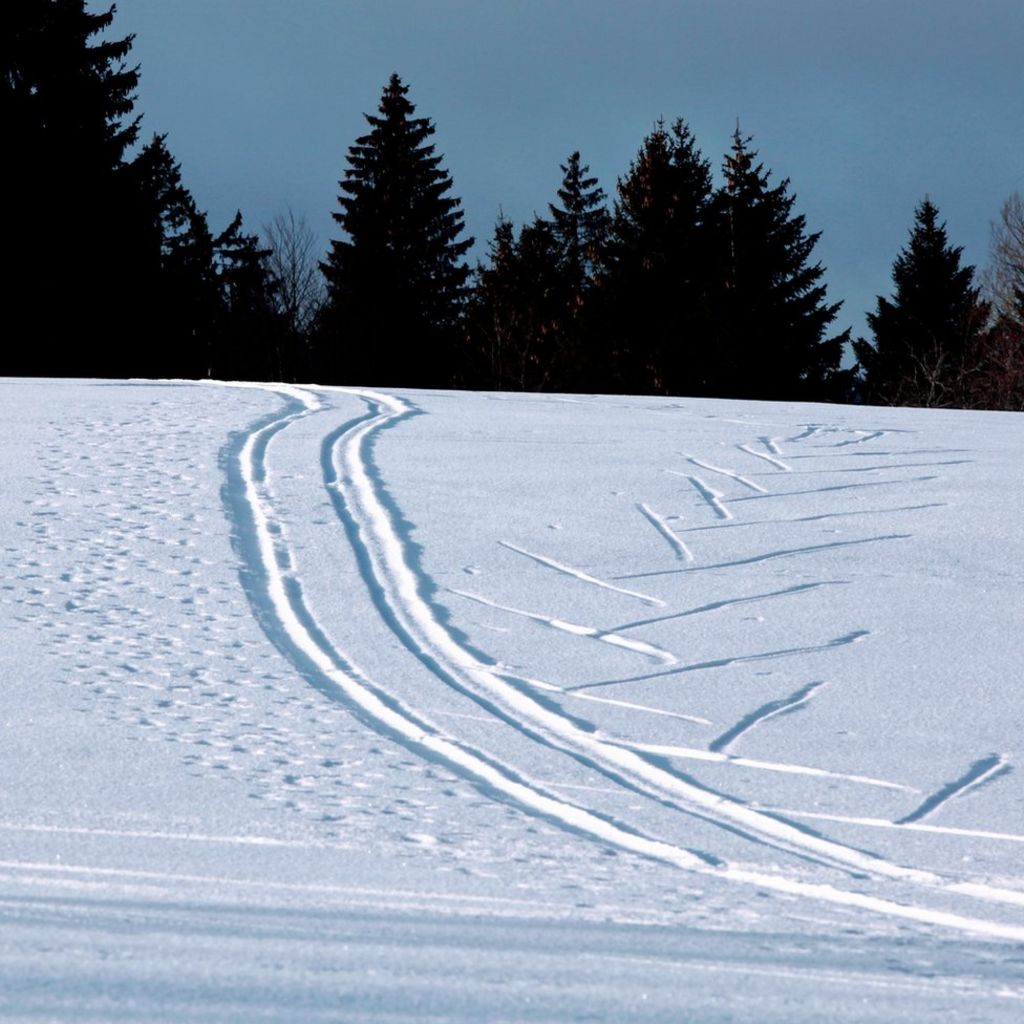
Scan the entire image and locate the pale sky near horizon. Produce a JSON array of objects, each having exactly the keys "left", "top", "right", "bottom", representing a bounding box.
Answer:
[{"left": 114, "top": 0, "right": 1023, "bottom": 342}]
